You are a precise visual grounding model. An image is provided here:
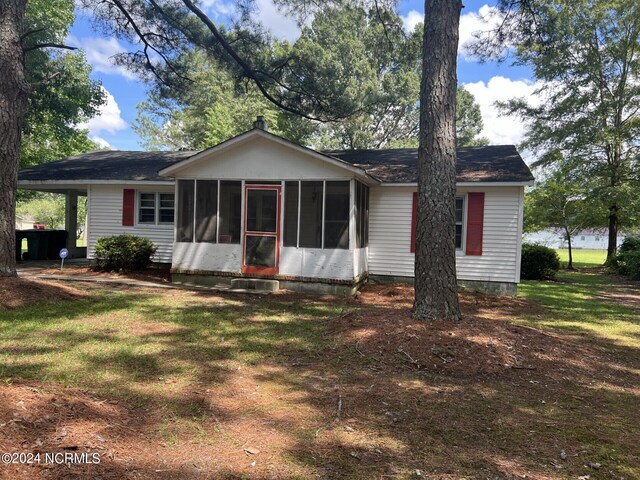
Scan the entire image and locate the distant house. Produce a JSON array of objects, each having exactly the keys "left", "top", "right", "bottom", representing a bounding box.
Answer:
[
  {"left": 15, "top": 213, "right": 35, "bottom": 230},
  {"left": 524, "top": 228, "right": 625, "bottom": 250},
  {"left": 18, "top": 118, "right": 534, "bottom": 294}
]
